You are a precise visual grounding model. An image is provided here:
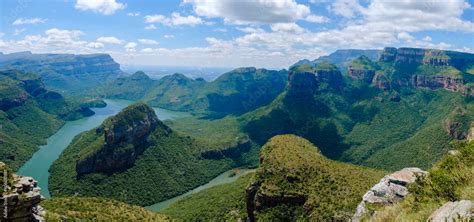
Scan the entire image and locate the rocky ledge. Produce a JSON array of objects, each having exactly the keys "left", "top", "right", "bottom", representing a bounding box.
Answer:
[
  {"left": 352, "top": 167, "right": 428, "bottom": 221},
  {"left": 0, "top": 162, "right": 45, "bottom": 222}
]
